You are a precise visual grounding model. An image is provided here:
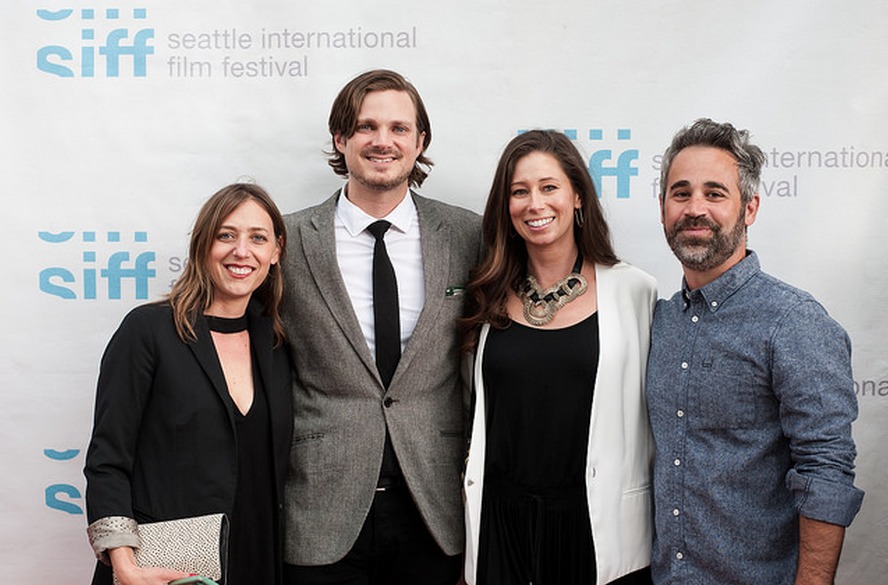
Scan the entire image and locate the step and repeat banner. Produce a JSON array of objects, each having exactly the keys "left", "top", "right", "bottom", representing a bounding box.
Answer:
[{"left": 3, "top": 1, "right": 886, "bottom": 582}]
